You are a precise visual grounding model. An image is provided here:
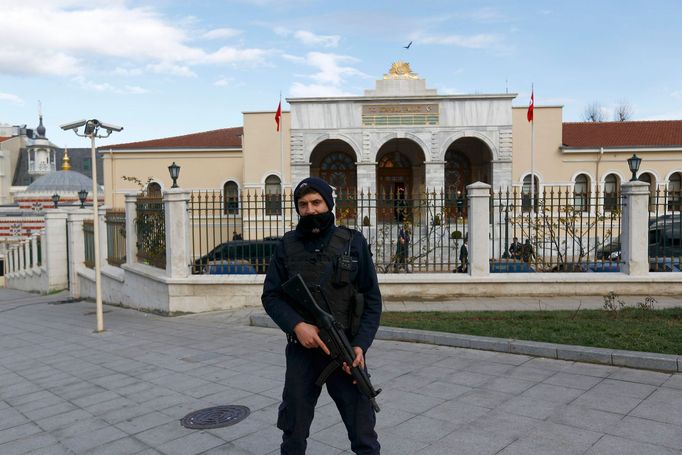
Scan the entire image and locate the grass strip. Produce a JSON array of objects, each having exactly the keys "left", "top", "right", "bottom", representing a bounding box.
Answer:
[{"left": 380, "top": 307, "right": 682, "bottom": 355}]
